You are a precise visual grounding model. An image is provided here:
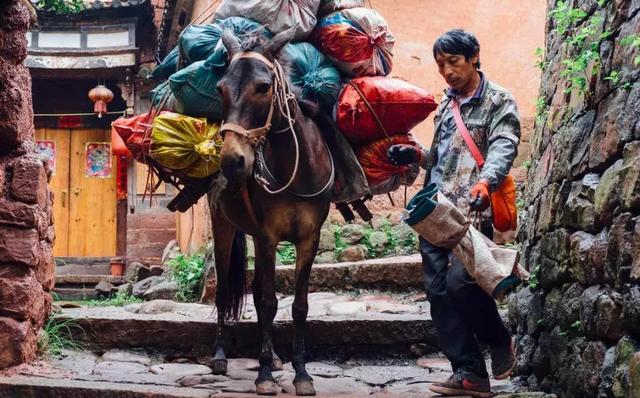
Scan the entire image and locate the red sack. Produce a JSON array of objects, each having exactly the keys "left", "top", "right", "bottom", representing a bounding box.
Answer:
[
  {"left": 356, "top": 135, "right": 421, "bottom": 194},
  {"left": 111, "top": 113, "right": 154, "bottom": 163},
  {"left": 337, "top": 77, "right": 438, "bottom": 145}
]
